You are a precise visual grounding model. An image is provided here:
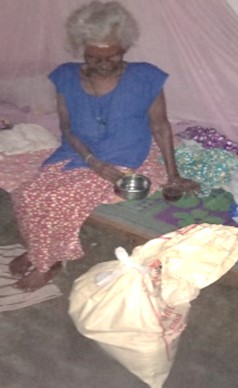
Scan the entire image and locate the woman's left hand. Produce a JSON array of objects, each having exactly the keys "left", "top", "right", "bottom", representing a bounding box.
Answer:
[{"left": 167, "top": 176, "right": 200, "bottom": 194}]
